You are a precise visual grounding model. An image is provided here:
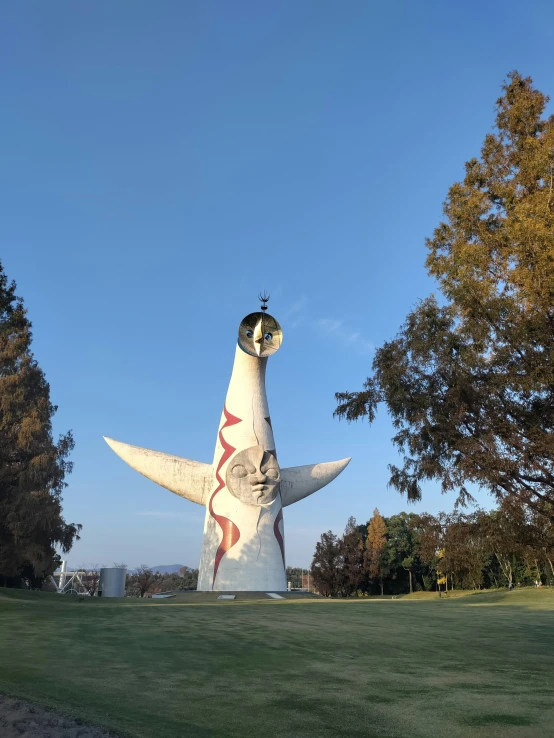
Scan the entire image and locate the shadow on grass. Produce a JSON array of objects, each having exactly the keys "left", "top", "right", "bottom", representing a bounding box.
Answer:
[{"left": 462, "top": 714, "right": 534, "bottom": 727}]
